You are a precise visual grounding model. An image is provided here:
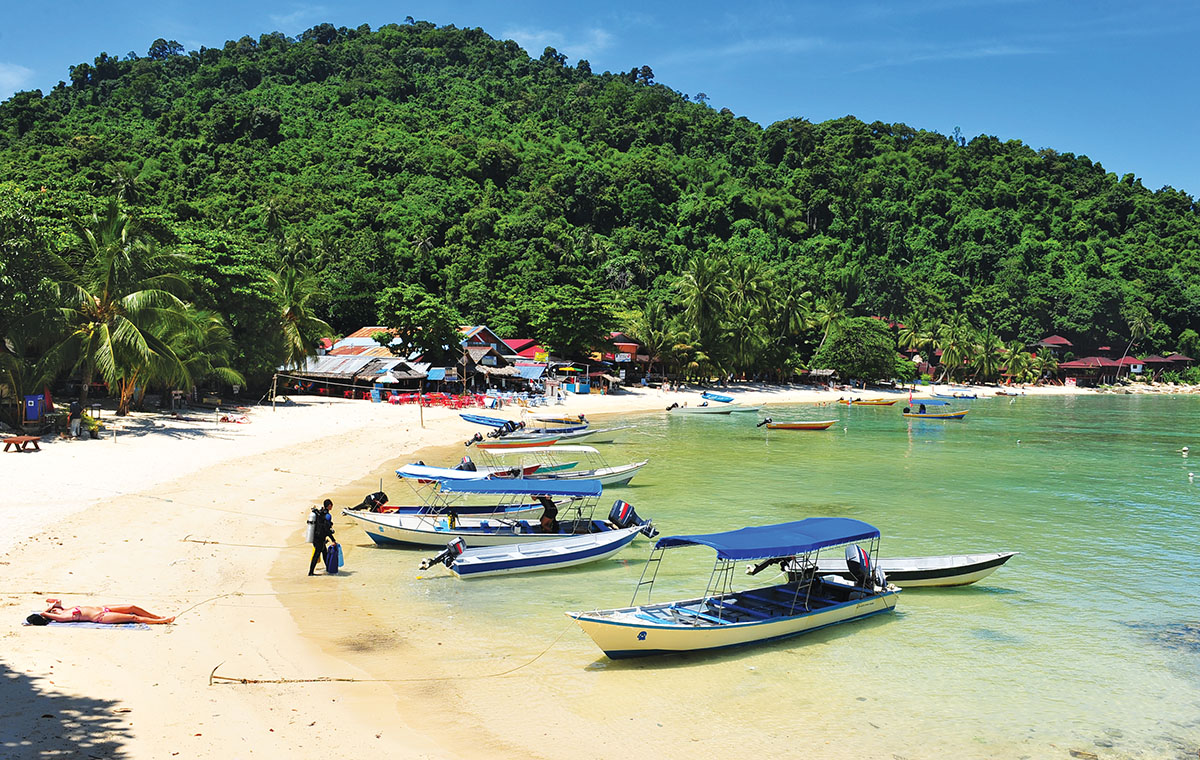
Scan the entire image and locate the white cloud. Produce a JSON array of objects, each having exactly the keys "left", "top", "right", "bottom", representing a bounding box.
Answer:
[
  {"left": 851, "top": 43, "right": 1044, "bottom": 73},
  {"left": 0, "top": 62, "right": 35, "bottom": 99},
  {"left": 500, "top": 26, "right": 614, "bottom": 62}
]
